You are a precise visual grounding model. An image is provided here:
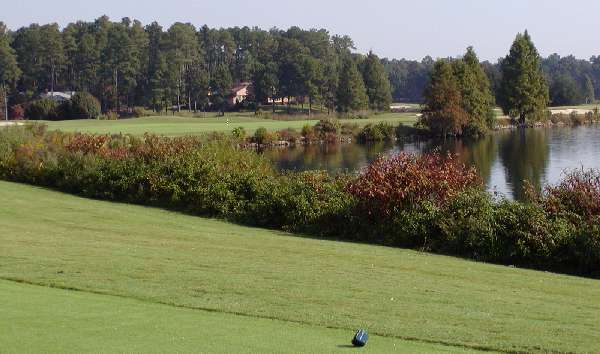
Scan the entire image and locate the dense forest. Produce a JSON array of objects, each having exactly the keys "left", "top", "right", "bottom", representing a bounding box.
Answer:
[
  {"left": 384, "top": 54, "right": 599, "bottom": 105},
  {"left": 0, "top": 16, "right": 392, "bottom": 119},
  {"left": 0, "top": 16, "right": 598, "bottom": 121}
]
